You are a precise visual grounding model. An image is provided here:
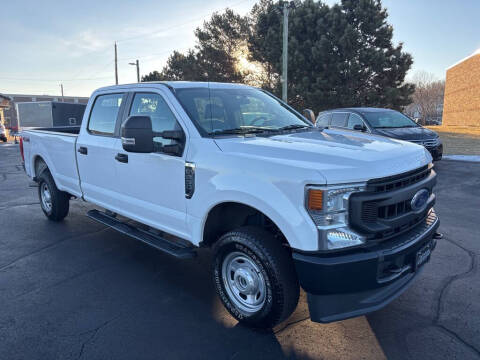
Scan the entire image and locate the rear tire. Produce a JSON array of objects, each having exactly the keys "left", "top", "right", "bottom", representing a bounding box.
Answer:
[
  {"left": 213, "top": 226, "right": 299, "bottom": 328},
  {"left": 37, "top": 170, "right": 70, "bottom": 221}
]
